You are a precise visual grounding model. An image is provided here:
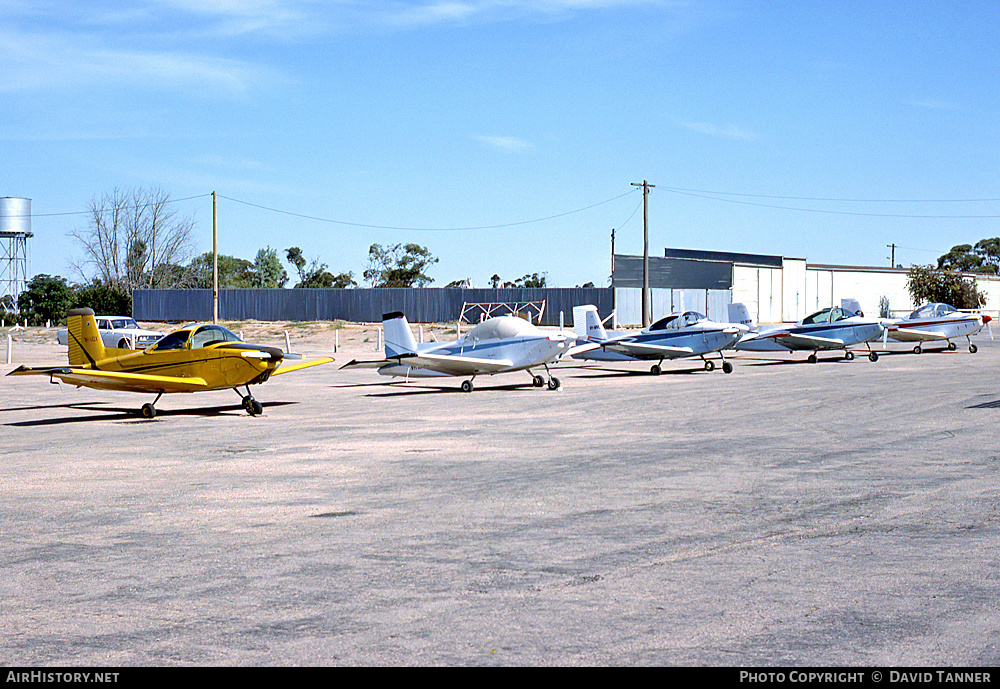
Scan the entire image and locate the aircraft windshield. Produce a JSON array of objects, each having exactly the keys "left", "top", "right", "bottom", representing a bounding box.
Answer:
[
  {"left": 192, "top": 325, "right": 242, "bottom": 348},
  {"left": 648, "top": 315, "right": 679, "bottom": 331},
  {"left": 801, "top": 307, "right": 850, "bottom": 325},
  {"left": 151, "top": 329, "right": 191, "bottom": 351},
  {"left": 463, "top": 317, "right": 540, "bottom": 341},
  {"left": 909, "top": 303, "right": 957, "bottom": 319}
]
